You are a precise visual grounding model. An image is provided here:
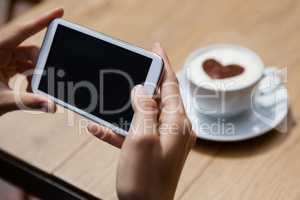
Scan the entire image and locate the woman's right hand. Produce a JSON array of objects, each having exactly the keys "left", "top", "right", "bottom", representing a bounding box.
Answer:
[{"left": 88, "top": 43, "right": 196, "bottom": 200}]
